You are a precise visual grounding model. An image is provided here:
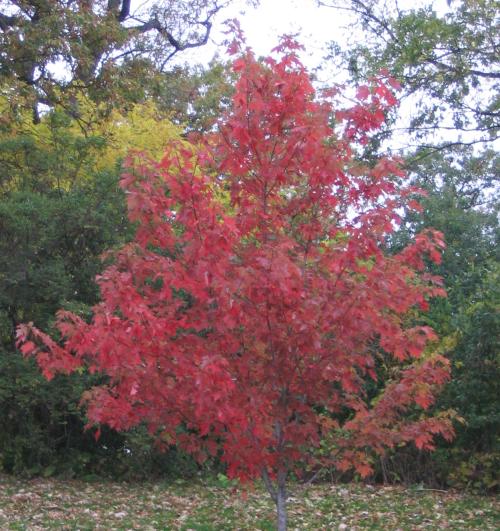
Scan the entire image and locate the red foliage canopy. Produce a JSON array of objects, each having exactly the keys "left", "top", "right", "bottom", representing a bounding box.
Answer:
[{"left": 18, "top": 37, "right": 453, "bottom": 484}]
